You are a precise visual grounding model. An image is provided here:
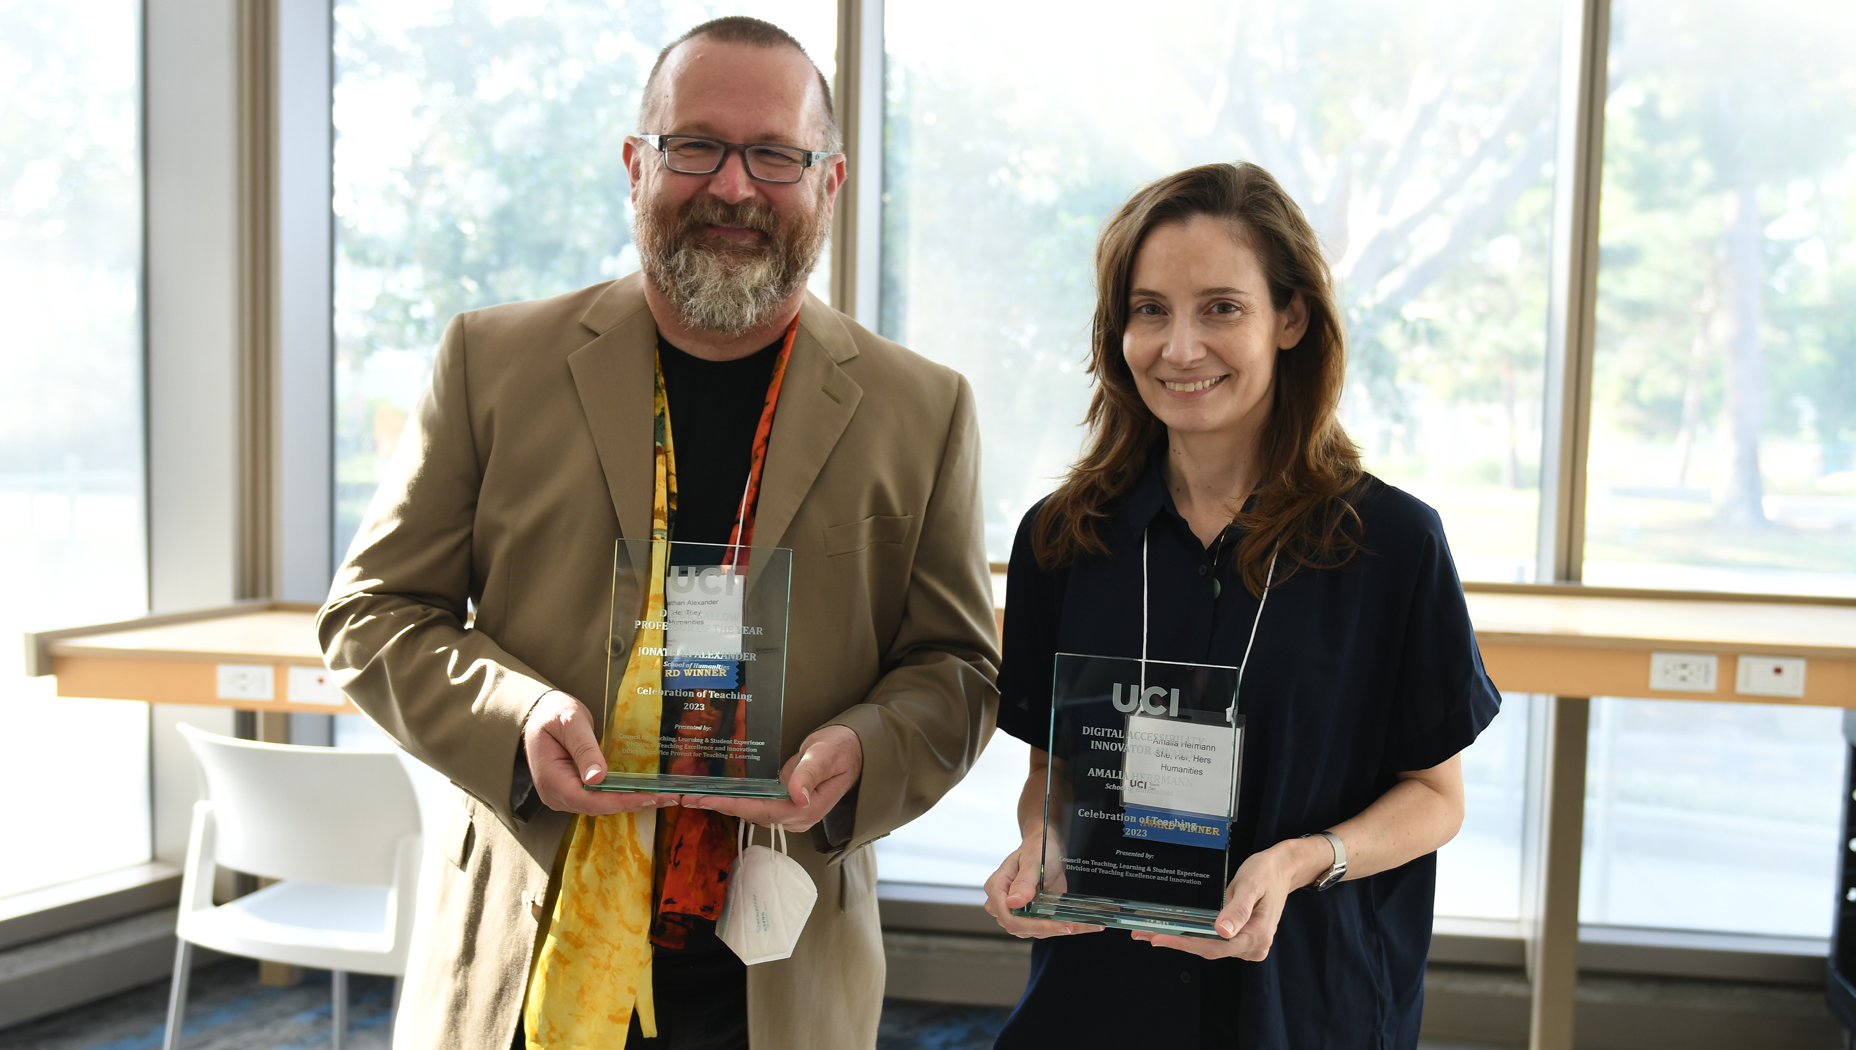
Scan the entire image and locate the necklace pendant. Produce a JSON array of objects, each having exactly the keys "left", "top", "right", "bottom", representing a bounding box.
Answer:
[{"left": 1212, "top": 578, "right": 1222, "bottom": 599}]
